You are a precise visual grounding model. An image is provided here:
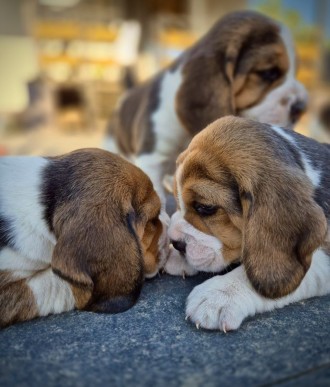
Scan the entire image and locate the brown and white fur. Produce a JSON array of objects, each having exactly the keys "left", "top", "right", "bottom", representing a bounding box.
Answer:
[
  {"left": 104, "top": 11, "right": 308, "bottom": 208},
  {"left": 166, "top": 116, "right": 330, "bottom": 331},
  {"left": 0, "top": 149, "right": 165, "bottom": 327}
]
